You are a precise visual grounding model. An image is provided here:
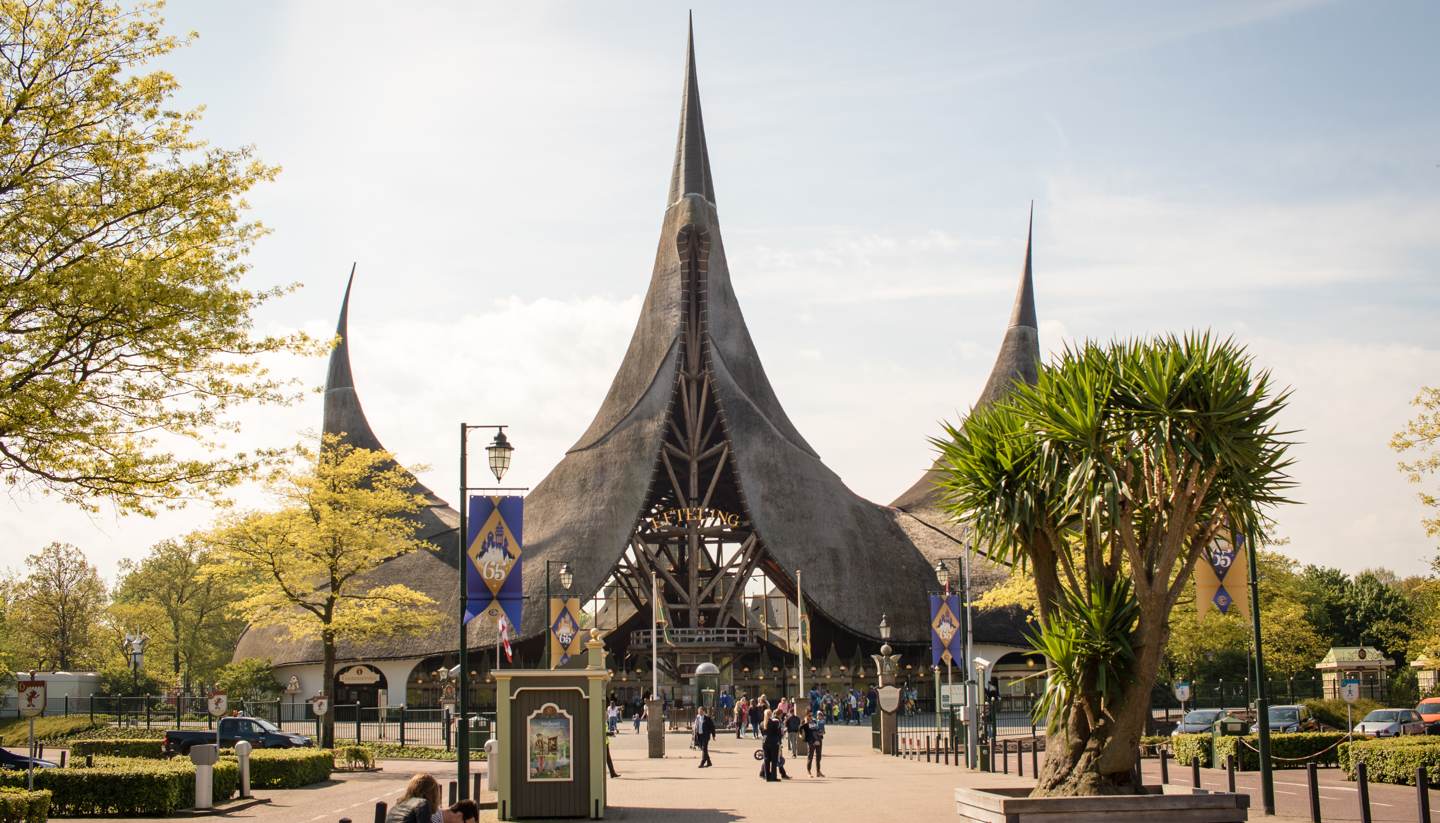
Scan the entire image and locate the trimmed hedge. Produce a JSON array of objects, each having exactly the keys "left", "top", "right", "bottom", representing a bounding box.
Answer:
[
  {"left": 0, "top": 787, "right": 51, "bottom": 823},
  {"left": 247, "top": 748, "right": 333, "bottom": 789},
  {"left": 361, "top": 743, "right": 475, "bottom": 762},
  {"left": 70, "top": 738, "right": 166, "bottom": 759},
  {"left": 1339, "top": 736, "right": 1440, "bottom": 785},
  {"left": 0, "top": 716, "right": 104, "bottom": 746},
  {"left": 1212, "top": 732, "right": 1347, "bottom": 771},
  {"left": 72, "top": 726, "right": 168, "bottom": 741},
  {"left": 0, "top": 757, "right": 237, "bottom": 816},
  {"left": 1172, "top": 733, "right": 1212, "bottom": 767}
]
